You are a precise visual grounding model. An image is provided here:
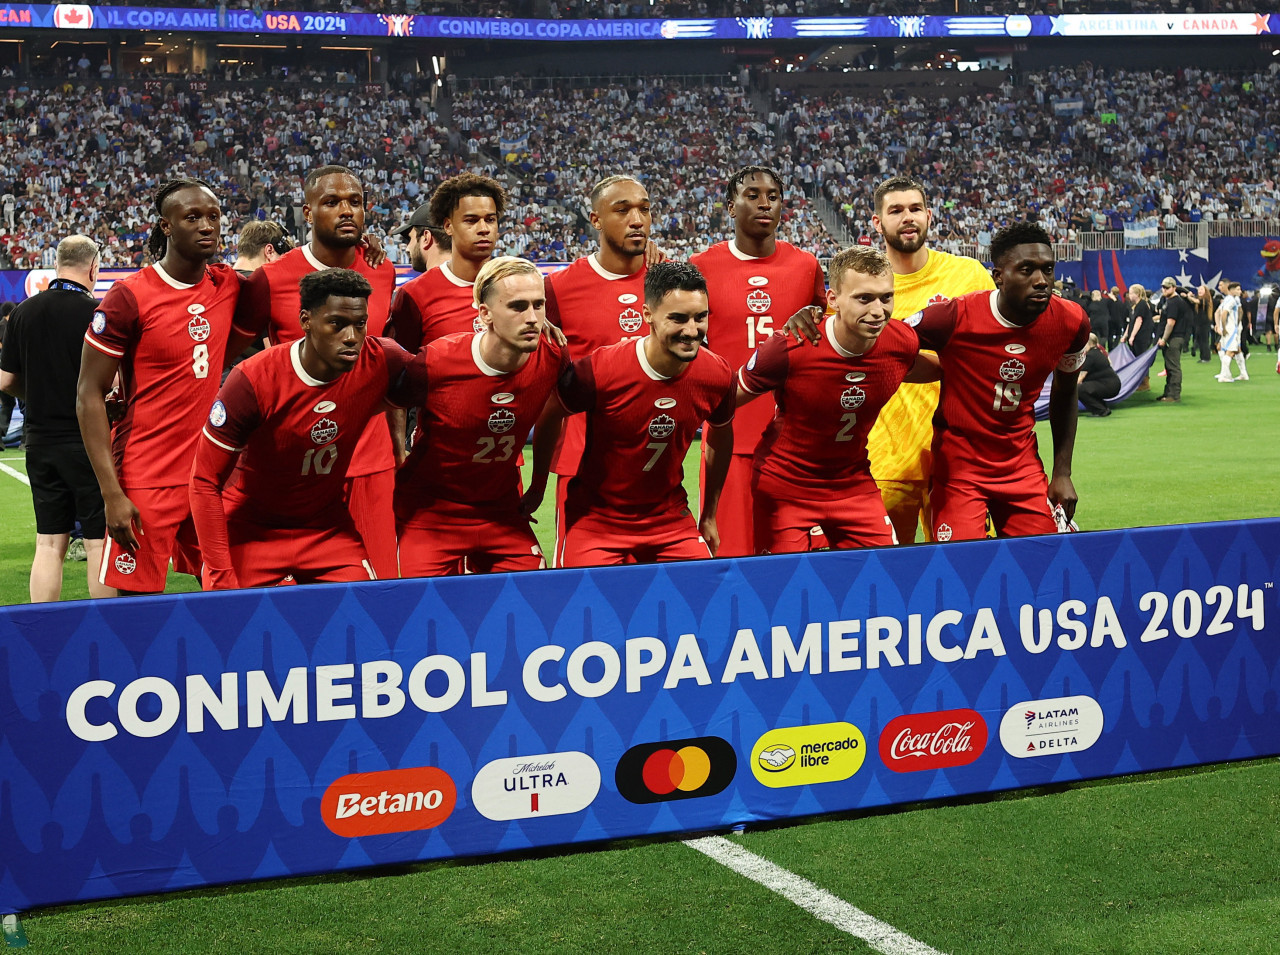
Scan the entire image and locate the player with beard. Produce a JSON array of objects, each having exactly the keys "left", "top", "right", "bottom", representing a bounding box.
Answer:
[
  {"left": 787, "top": 175, "right": 993, "bottom": 543},
  {"left": 191, "top": 270, "right": 427, "bottom": 589},
  {"left": 525, "top": 262, "right": 735, "bottom": 567},
  {"left": 77, "top": 178, "right": 241, "bottom": 595},
  {"left": 909, "top": 222, "right": 1089, "bottom": 541},
  {"left": 387, "top": 173, "right": 505, "bottom": 355},
  {"left": 228, "top": 164, "right": 399, "bottom": 578},
  {"left": 395, "top": 258, "right": 566, "bottom": 576},
  {"left": 389, "top": 203, "right": 451, "bottom": 274},
  {"left": 690, "top": 166, "right": 825, "bottom": 558},
  {"left": 738, "top": 247, "right": 937, "bottom": 553},
  {"left": 542, "top": 175, "right": 652, "bottom": 557}
]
